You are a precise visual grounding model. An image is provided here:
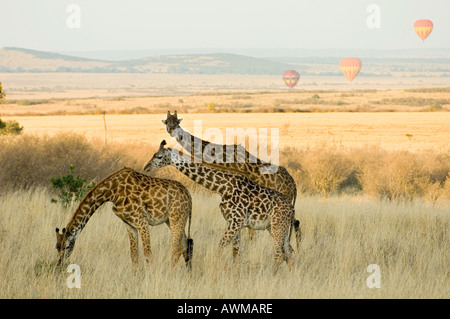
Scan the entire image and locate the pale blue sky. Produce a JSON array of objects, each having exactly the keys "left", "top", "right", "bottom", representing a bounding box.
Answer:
[{"left": 1, "top": 0, "right": 448, "bottom": 53}]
